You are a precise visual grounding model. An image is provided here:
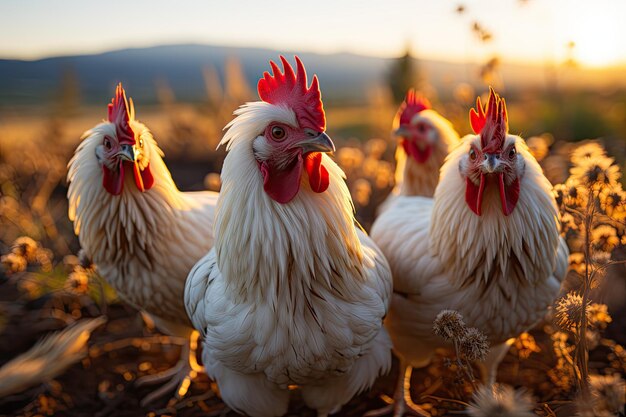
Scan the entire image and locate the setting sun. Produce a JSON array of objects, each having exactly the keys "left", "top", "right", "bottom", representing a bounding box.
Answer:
[{"left": 557, "top": 0, "right": 624, "bottom": 68}]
